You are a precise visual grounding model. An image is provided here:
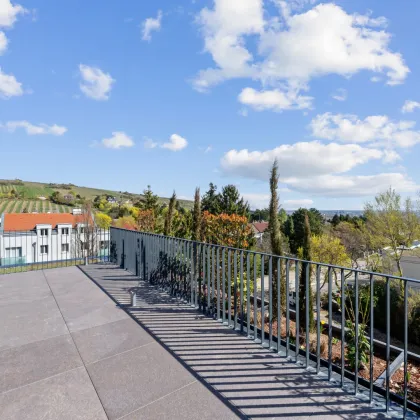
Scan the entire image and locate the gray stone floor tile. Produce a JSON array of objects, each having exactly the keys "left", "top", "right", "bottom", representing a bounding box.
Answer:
[
  {"left": 0, "top": 296, "right": 67, "bottom": 350},
  {"left": 72, "top": 318, "right": 154, "bottom": 364},
  {"left": 0, "top": 270, "right": 51, "bottom": 306},
  {"left": 0, "top": 333, "right": 82, "bottom": 393},
  {"left": 122, "top": 381, "right": 240, "bottom": 420},
  {"left": 86, "top": 342, "right": 196, "bottom": 419},
  {"left": 0, "top": 367, "right": 107, "bottom": 420},
  {"left": 47, "top": 278, "right": 128, "bottom": 332}
]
